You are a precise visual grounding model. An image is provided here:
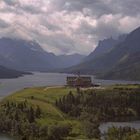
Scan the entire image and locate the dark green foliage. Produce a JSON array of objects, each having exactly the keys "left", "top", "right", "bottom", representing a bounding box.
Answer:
[
  {"left": 106, "top": 126, "right": 138, "bottom": 140},
  {"left": 83, "top": 119, "right": 100, "bottom": 139},
  {"left": 56, "top": 91, "right": 81, "bottom": 117},
  {"left": 35, "top": 105, "right": 41, "bottom": 118},
  {"left": 0, "top": 101, "right": 45, "bottom": 139},
  {"left": 28, "top": 107, "right": 35, "bottom": 123},
  {"left": 0, "top": 100, "right": 72, "bottom": 140},
  {"left": 56, "top": 88, "right": 140, "bottom": 122},
  {"left": 56, "top": 86, "right": 140, "bottom": 139},
  {"left": 39, "top": 126, "right": 48, "bottom": 138},
  {"left": 48, "top": 124, "right": 72, "bottom": 140}
]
